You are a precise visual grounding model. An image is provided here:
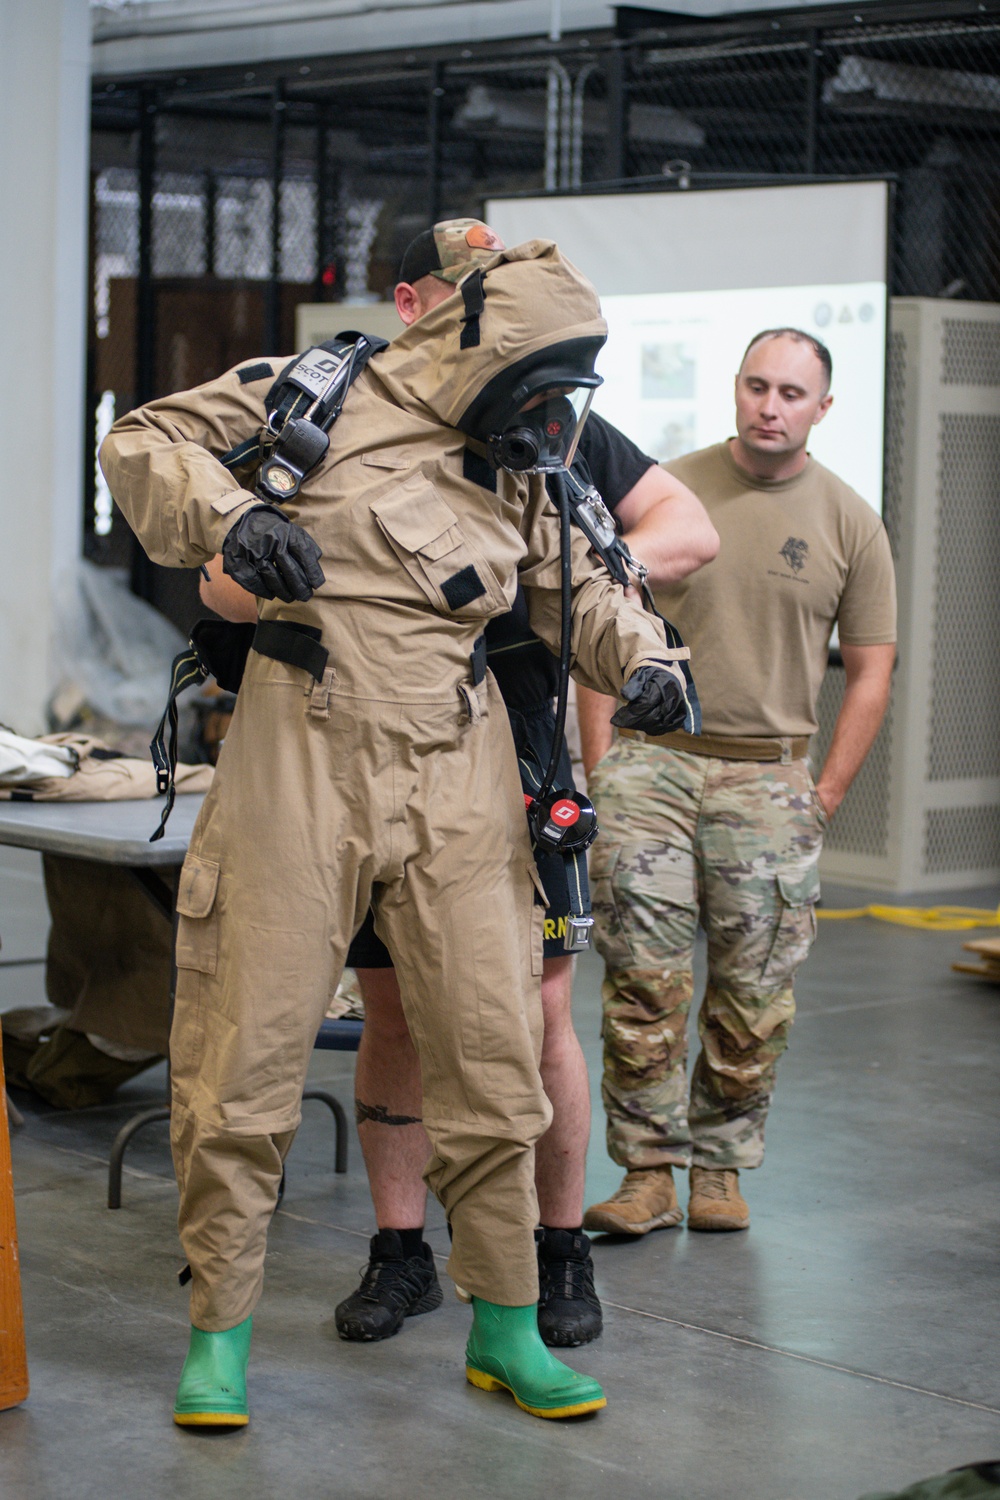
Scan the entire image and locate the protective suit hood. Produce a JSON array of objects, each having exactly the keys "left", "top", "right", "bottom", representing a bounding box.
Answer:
[{"left": 372, "top": 239, "right": 608, "bottom": 436}]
